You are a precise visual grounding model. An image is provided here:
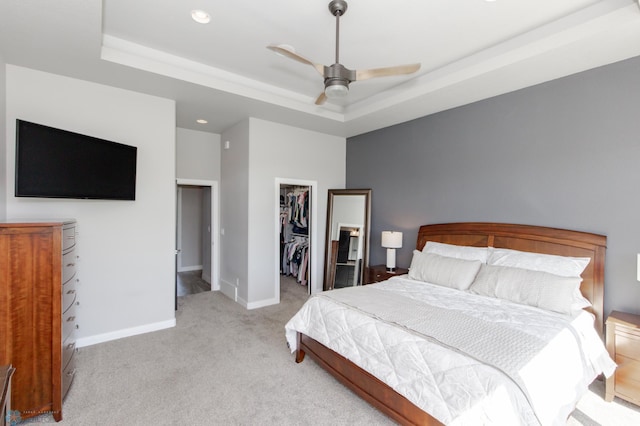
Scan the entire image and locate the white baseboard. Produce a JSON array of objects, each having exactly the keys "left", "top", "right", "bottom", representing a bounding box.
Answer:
[
  {"left": 218, "top": 280, "right": 278, "bottom": 309},
  {"left": 246, "top": 297, "right": 279, "bottom": 310},
  {"left": 220, "top": 279, "right": 237, "bottom": 301},
  {"left": 177, "top": 265, "right": 203, "bottom": 273},
  {"left": 75, "top": 318, "right": 176, "bottom": 348}
]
